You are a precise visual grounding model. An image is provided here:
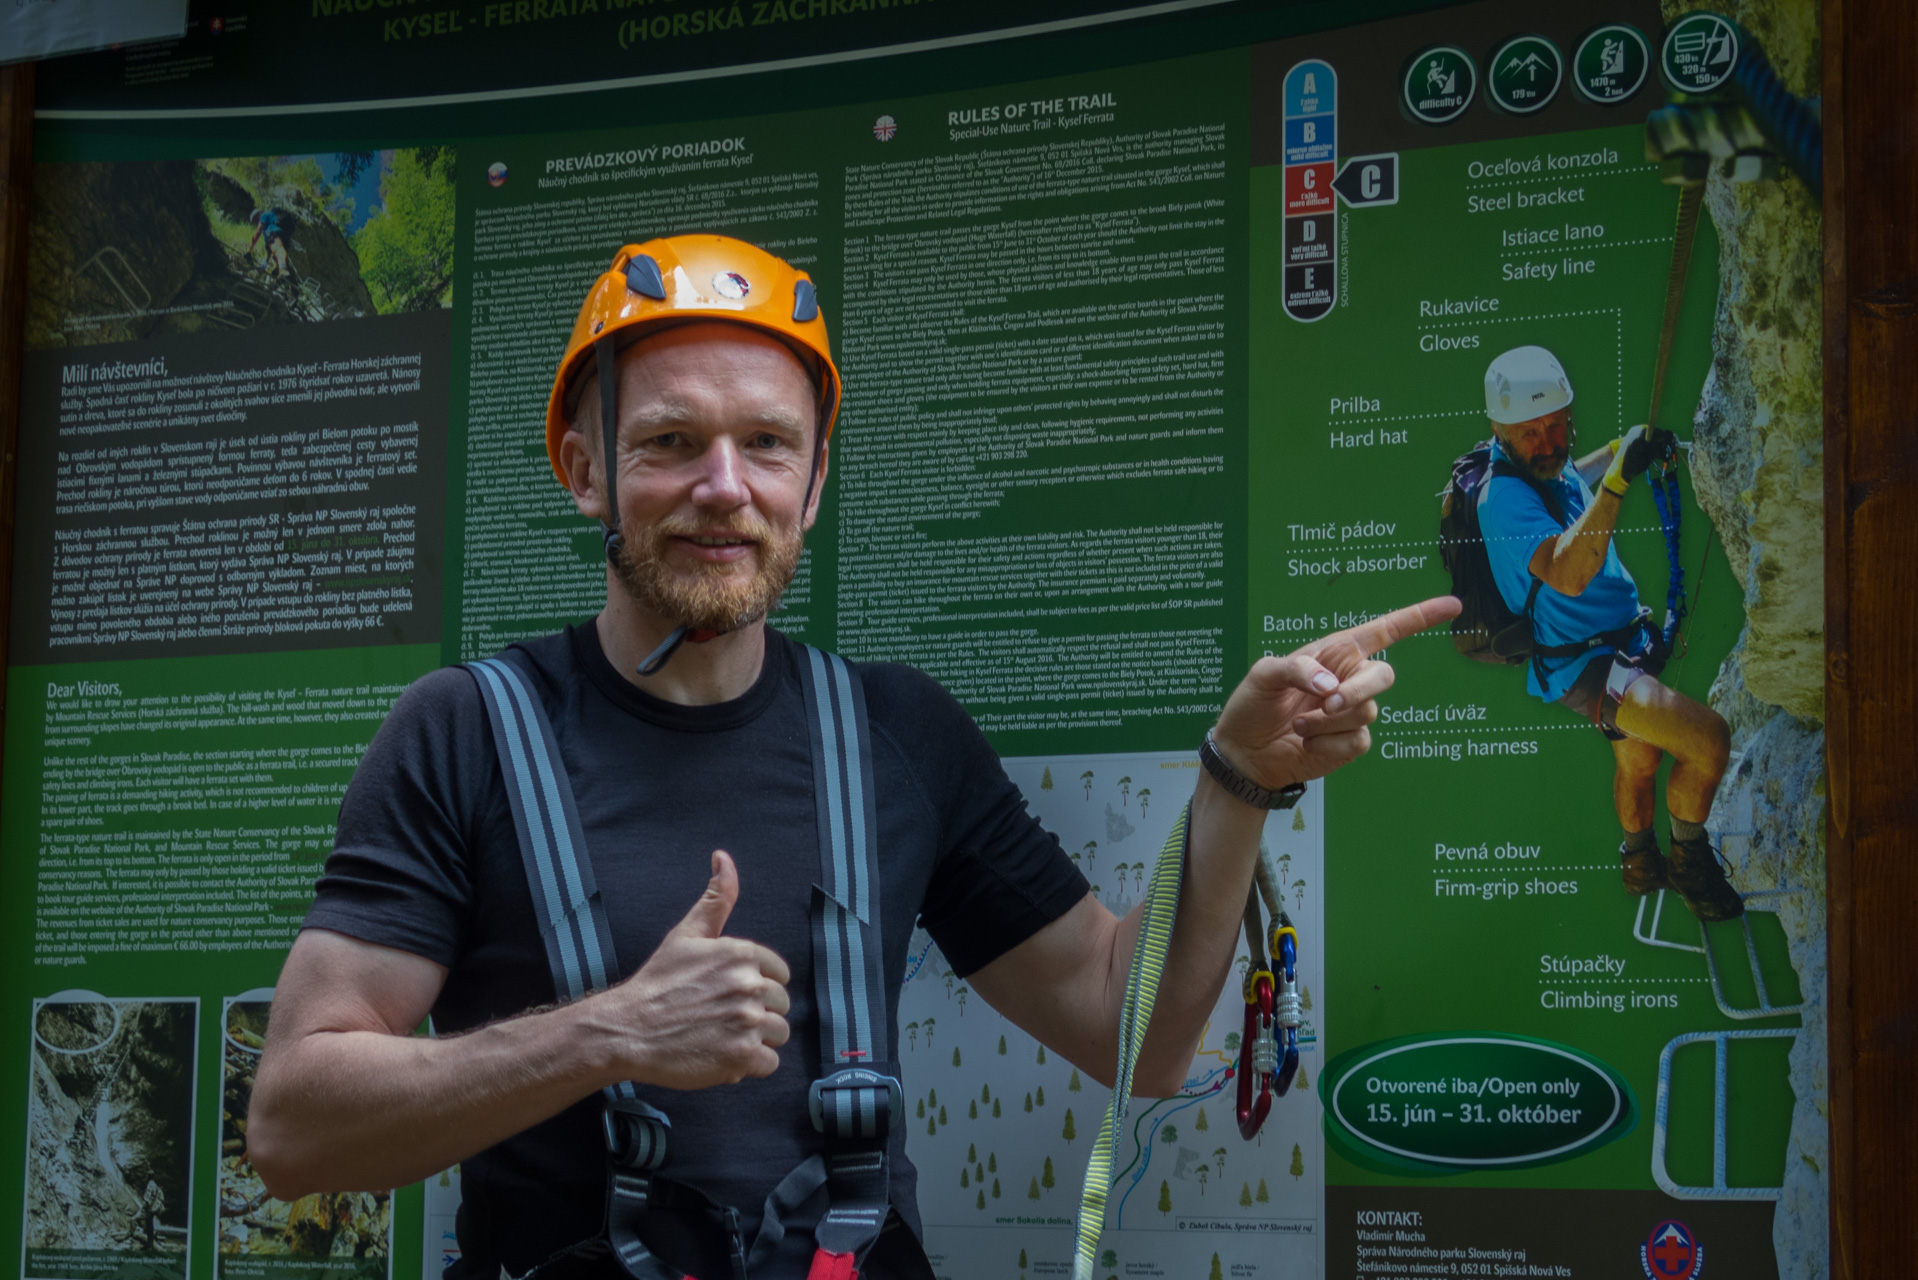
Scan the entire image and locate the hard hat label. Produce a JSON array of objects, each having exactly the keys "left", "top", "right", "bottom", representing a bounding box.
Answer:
[{"left": 712, "top": 271, "right": 751, "bottom": 300}]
